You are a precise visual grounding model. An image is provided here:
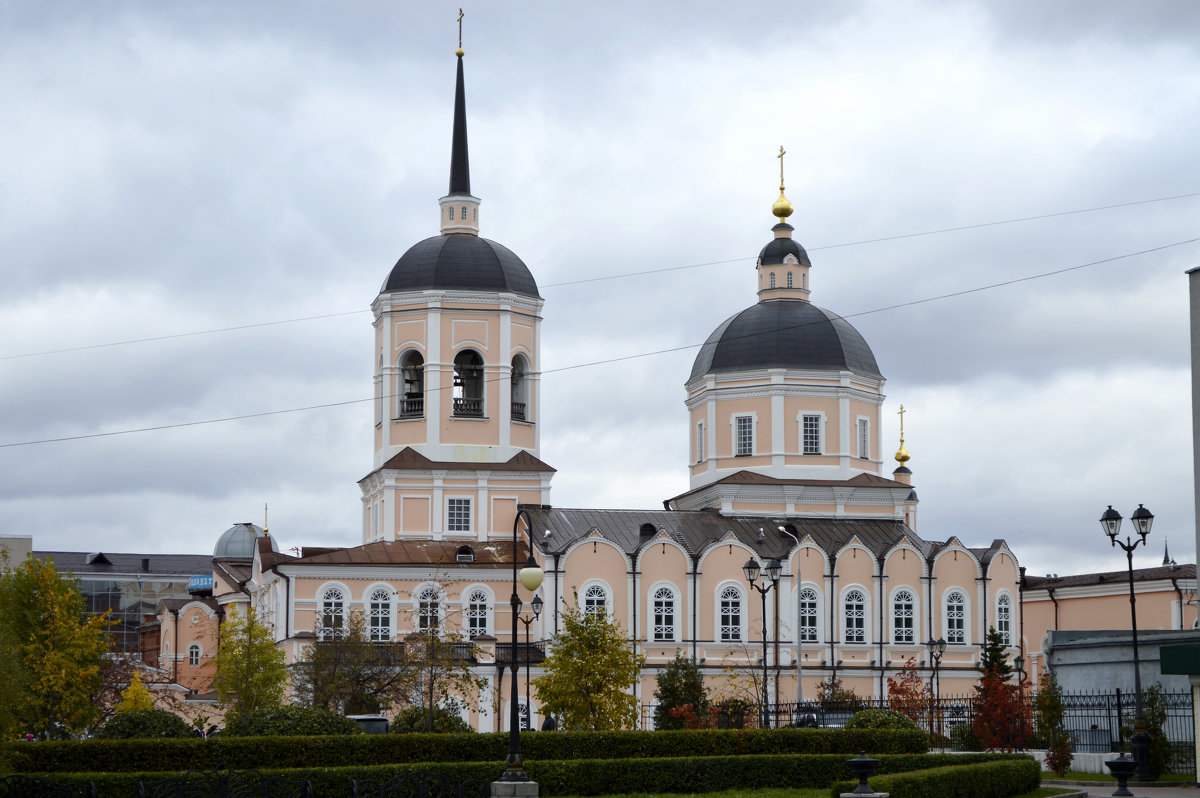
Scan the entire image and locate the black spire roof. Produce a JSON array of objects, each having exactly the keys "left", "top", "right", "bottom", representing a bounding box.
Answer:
[{"left": 449, "top": 53, "right": 470, "bottom": 196}]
